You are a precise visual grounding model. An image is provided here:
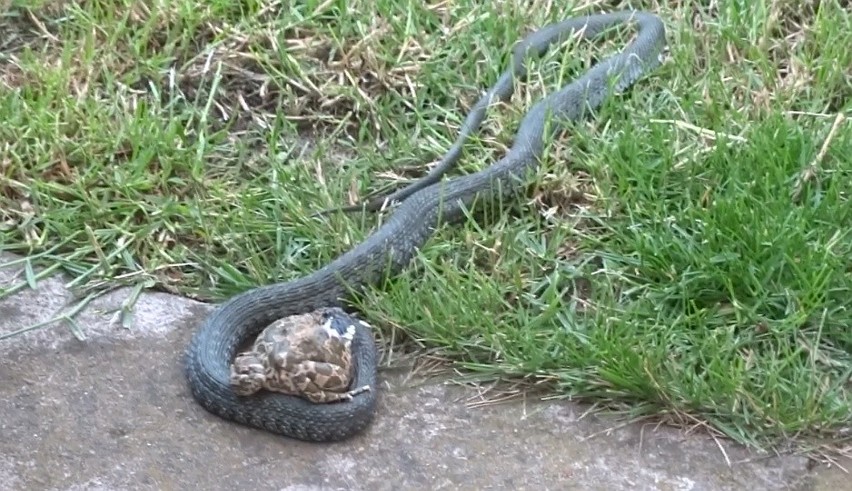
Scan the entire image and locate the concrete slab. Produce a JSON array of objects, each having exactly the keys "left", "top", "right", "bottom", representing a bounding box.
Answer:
[{"left": 1, "top": 252, "right": 848, "bottom": 490}]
